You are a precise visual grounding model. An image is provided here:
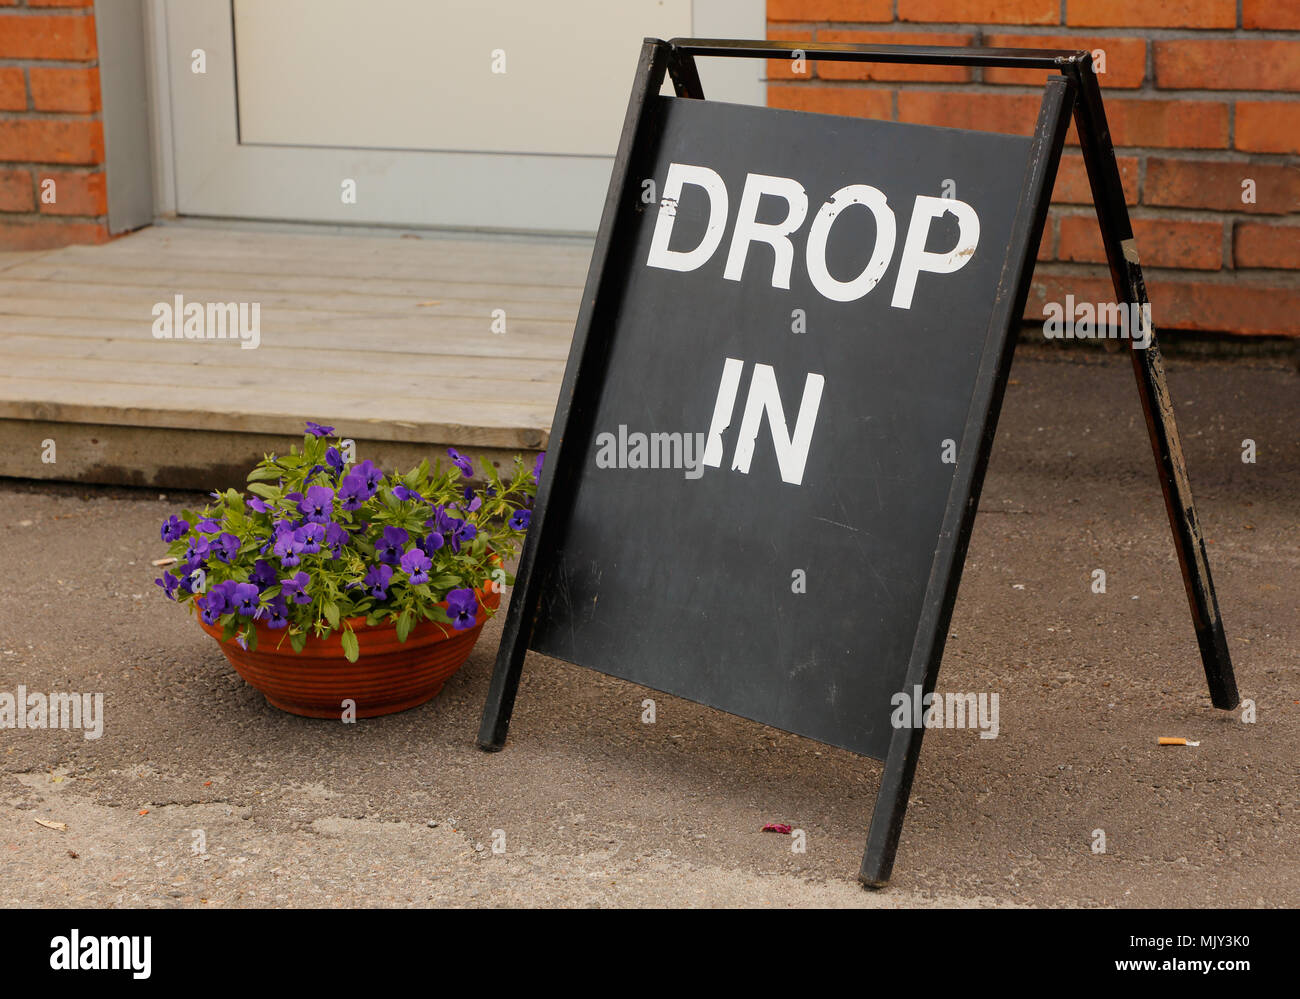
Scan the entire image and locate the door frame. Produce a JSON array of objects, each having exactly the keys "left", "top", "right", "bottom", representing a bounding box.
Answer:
[{"left": 144, "top": 0, "right": 766, "bottom": 234}]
